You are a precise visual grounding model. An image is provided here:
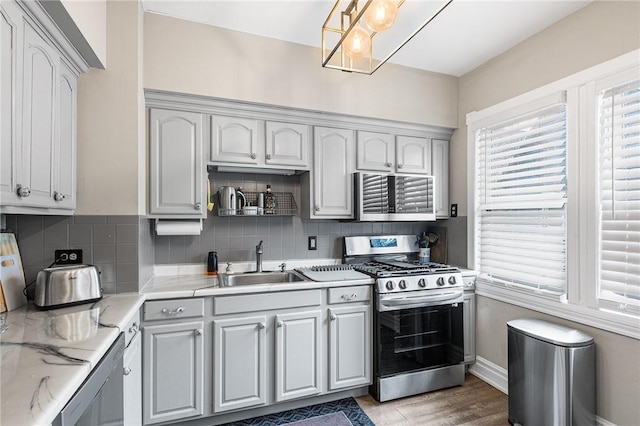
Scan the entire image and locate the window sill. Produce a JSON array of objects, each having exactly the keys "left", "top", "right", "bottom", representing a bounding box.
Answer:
[{"left": 475, "top": 282, "right": 640, "bottom": 340}]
